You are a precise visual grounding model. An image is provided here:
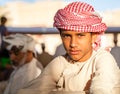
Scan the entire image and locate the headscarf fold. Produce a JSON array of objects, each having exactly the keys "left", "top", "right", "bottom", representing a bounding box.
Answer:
[{"left": 3, "top": 33, "right": 36, "bottom": 52}]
